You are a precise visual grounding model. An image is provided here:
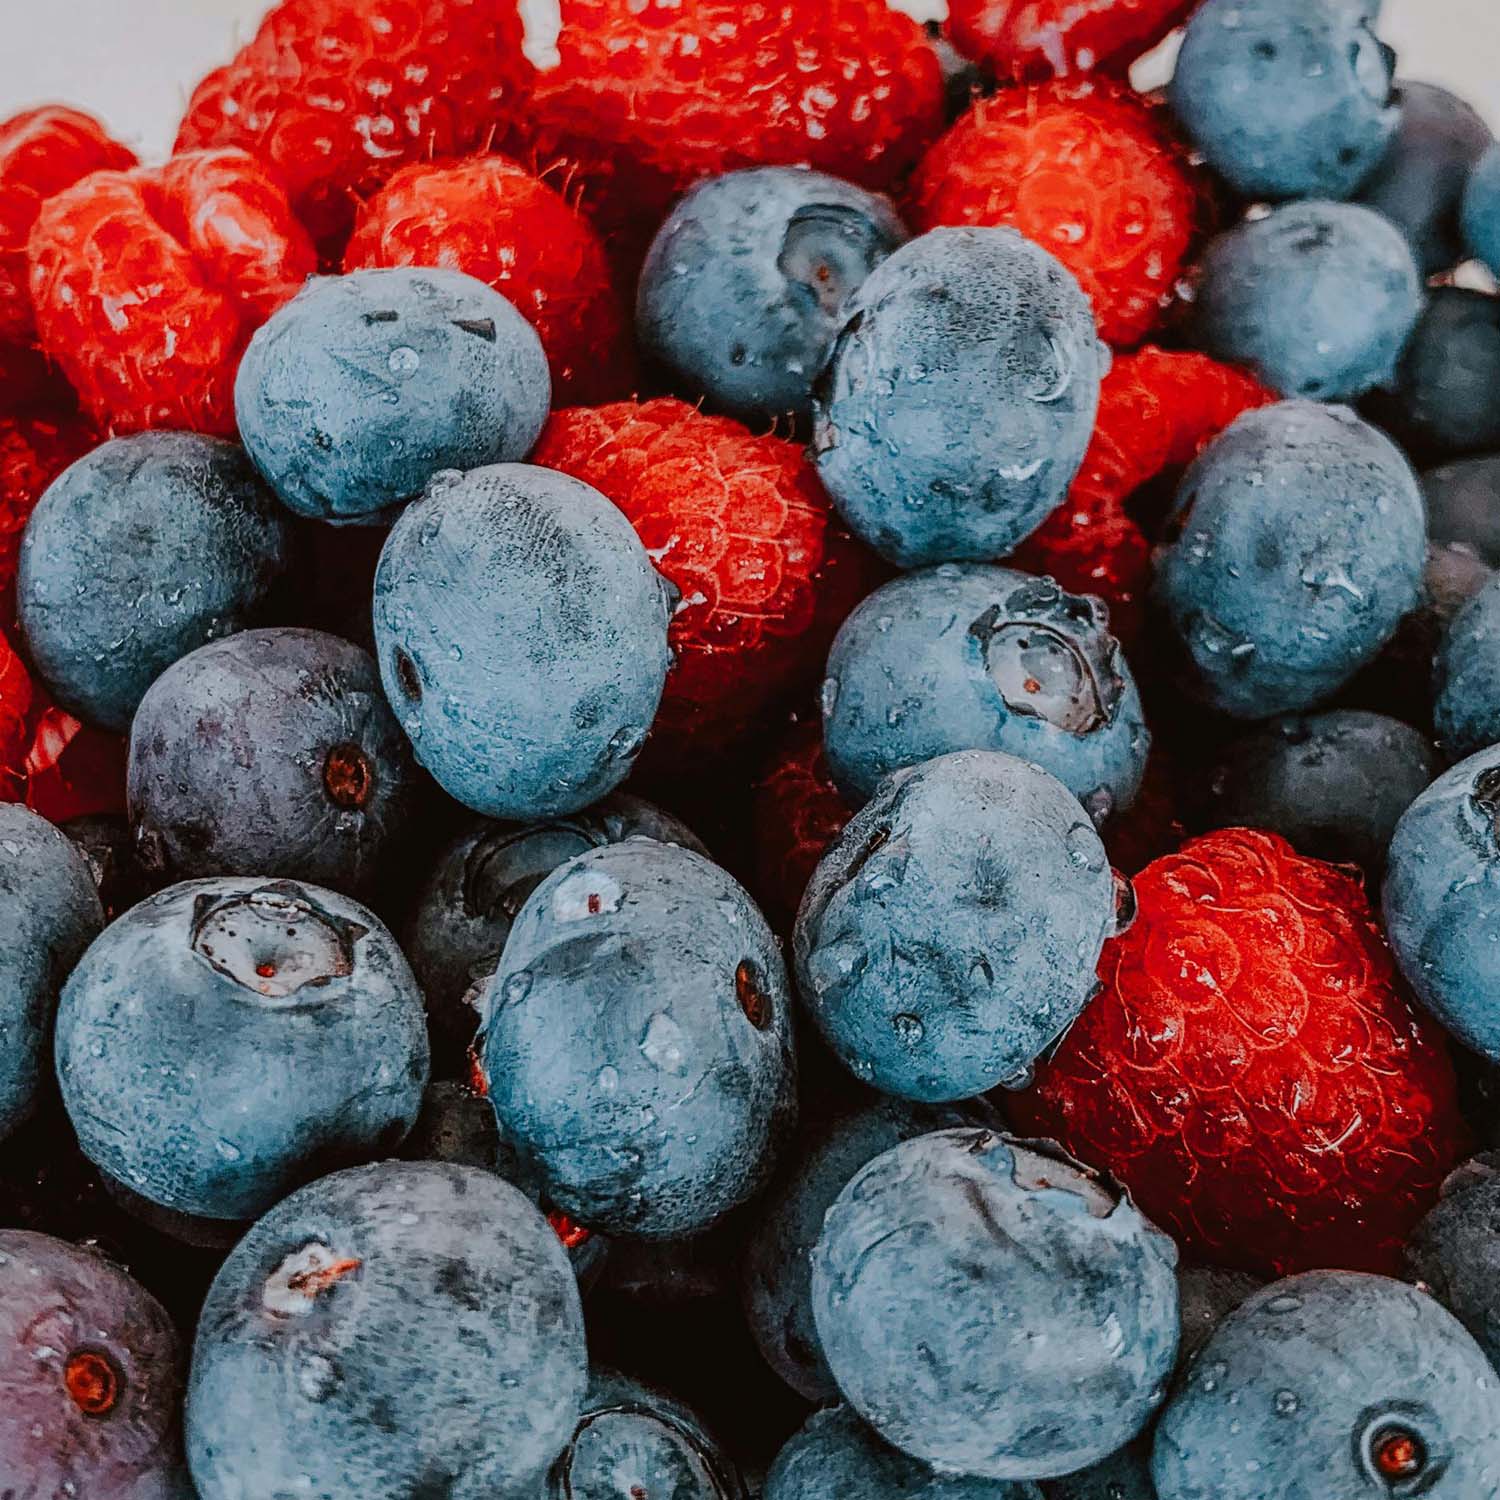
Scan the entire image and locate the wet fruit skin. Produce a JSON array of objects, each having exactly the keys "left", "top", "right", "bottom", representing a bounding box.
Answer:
[
  {"left": 0, "top": 1228, "right": 192, "bottom": 1495},
  {"left": 1013, "top": 828, "right": 1467, "bottom": 1279},
  {"left": 947, "top": 0, "right": 1197, "bottom": 82}
]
